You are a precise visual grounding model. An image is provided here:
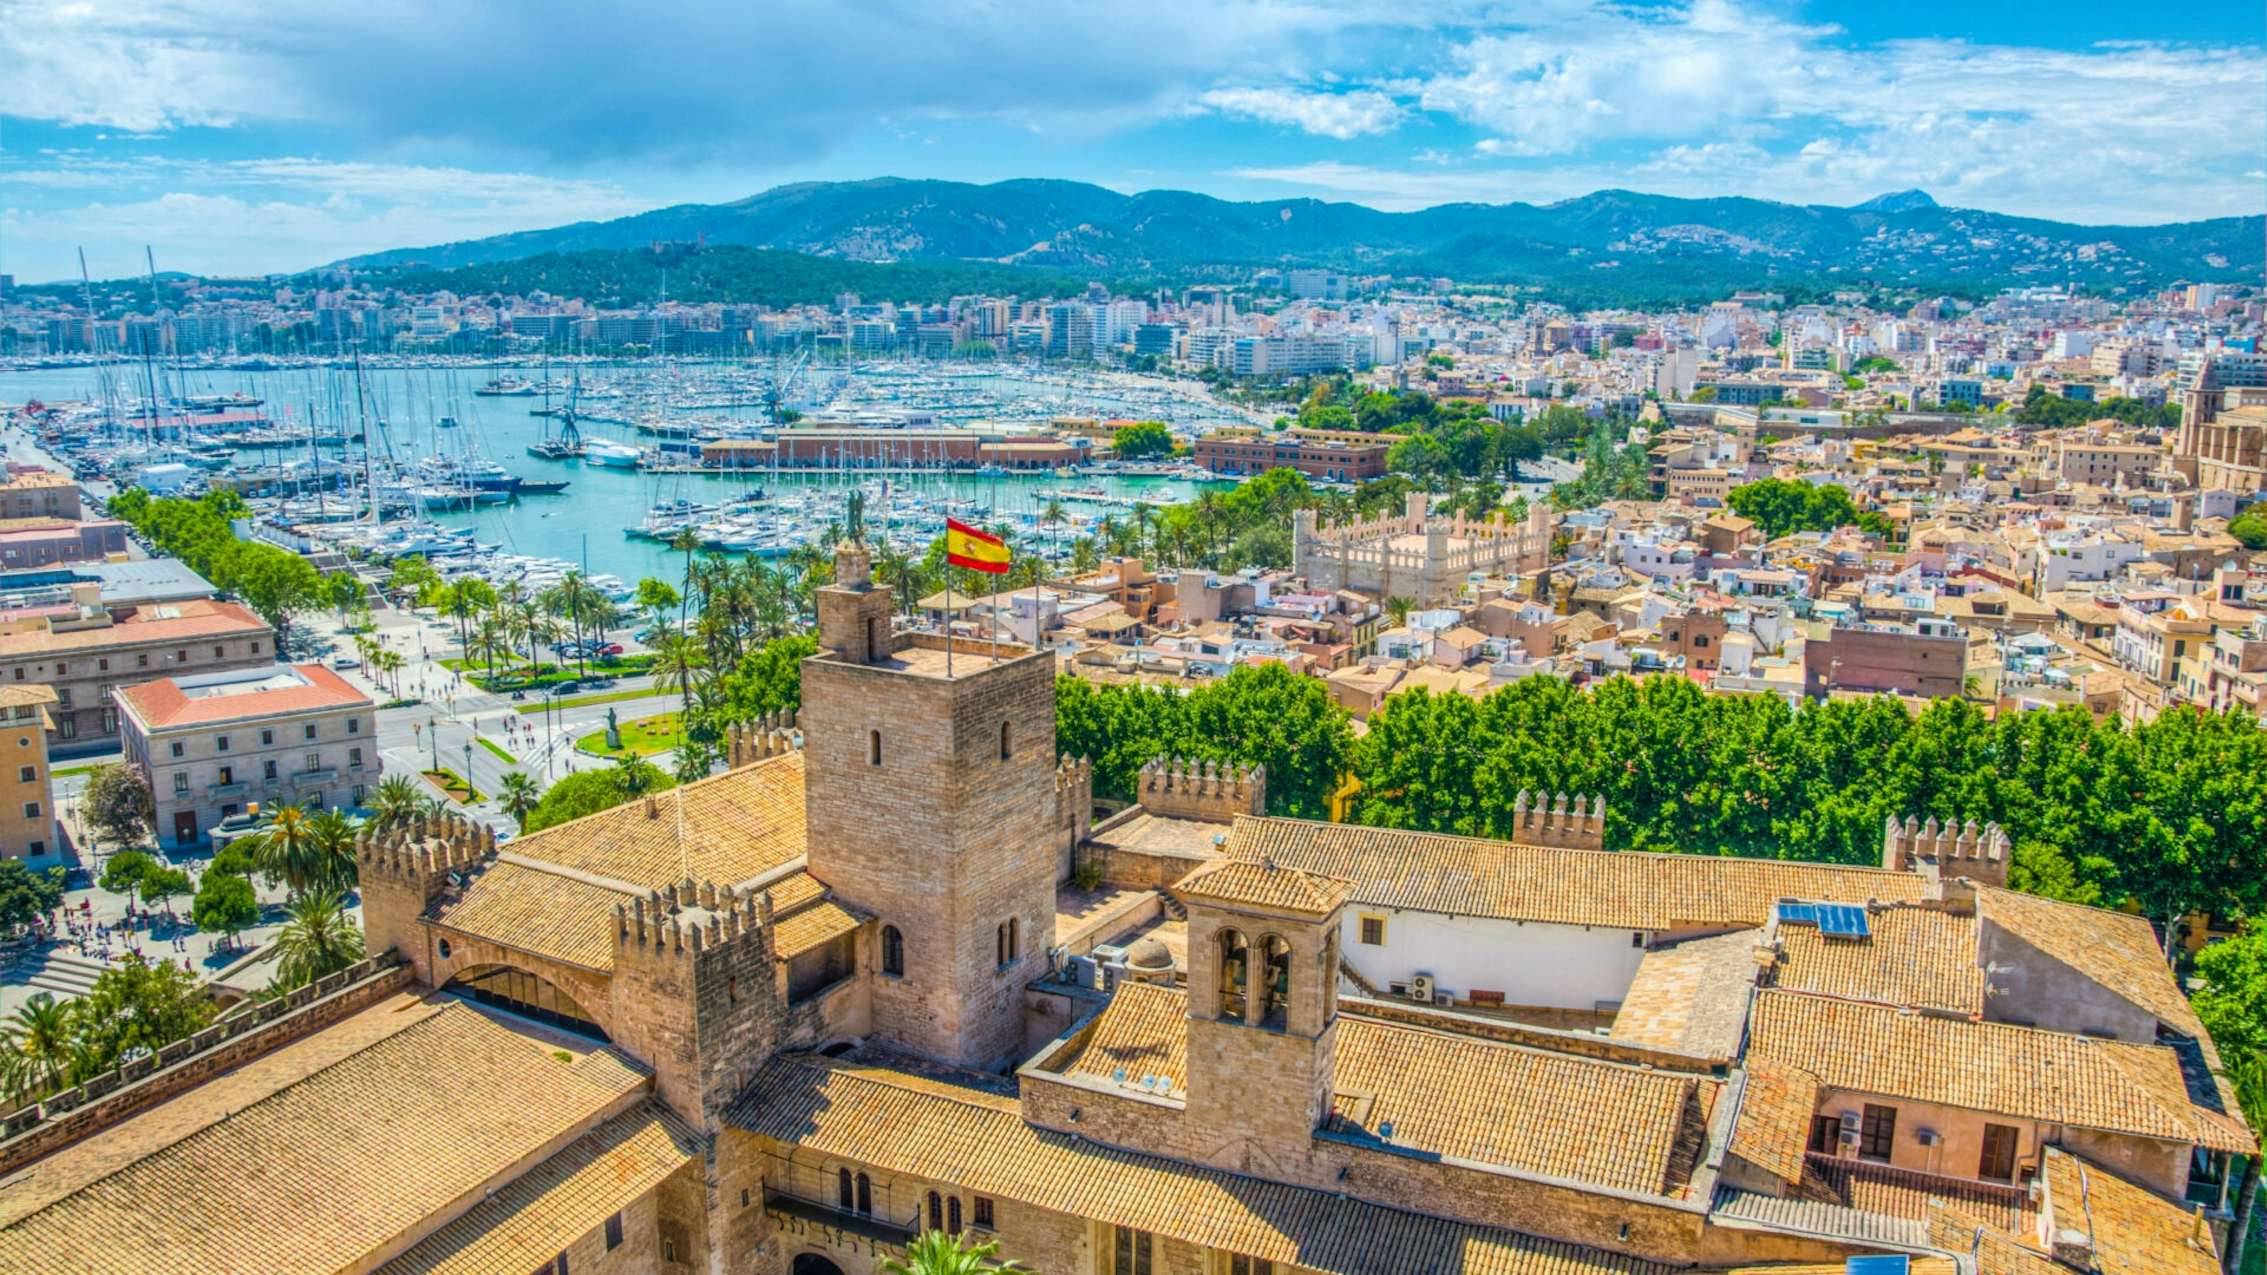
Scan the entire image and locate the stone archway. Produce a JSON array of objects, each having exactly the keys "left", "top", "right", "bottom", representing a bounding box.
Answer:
[
  {"left": 792, "top": 1254, "right": 847, "bottom": 1275},
  {"left": 442, "top": 963, "right": 610, "bottom": 1040}
]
